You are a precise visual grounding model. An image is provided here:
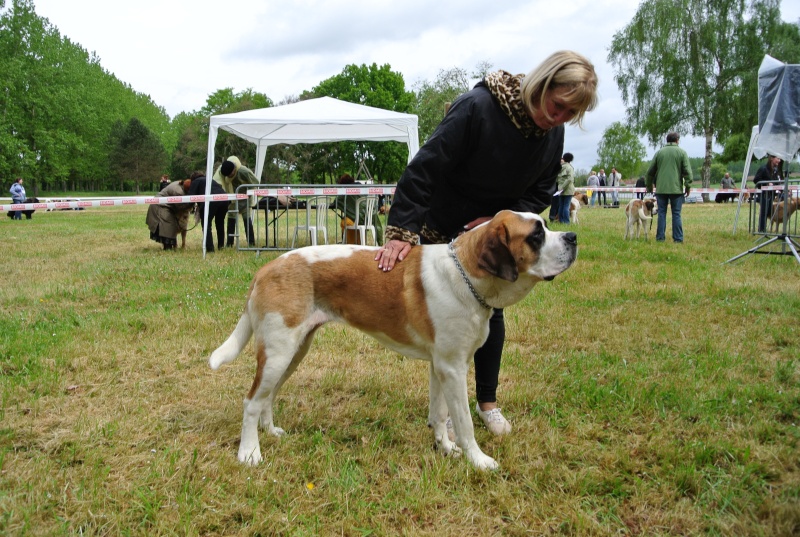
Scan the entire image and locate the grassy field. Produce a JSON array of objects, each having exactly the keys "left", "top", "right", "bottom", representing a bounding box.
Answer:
[{"left": 1, "top": 201, "right": 799, "bottom": 536}]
